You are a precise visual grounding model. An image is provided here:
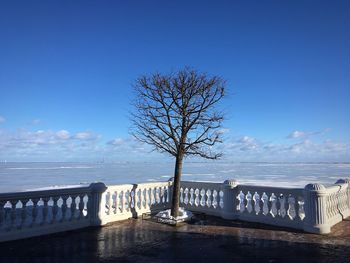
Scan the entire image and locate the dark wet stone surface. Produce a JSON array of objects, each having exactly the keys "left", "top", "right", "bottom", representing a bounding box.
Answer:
[{"left": 1, "top": 216, "right": 350, "bottom": 262}]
